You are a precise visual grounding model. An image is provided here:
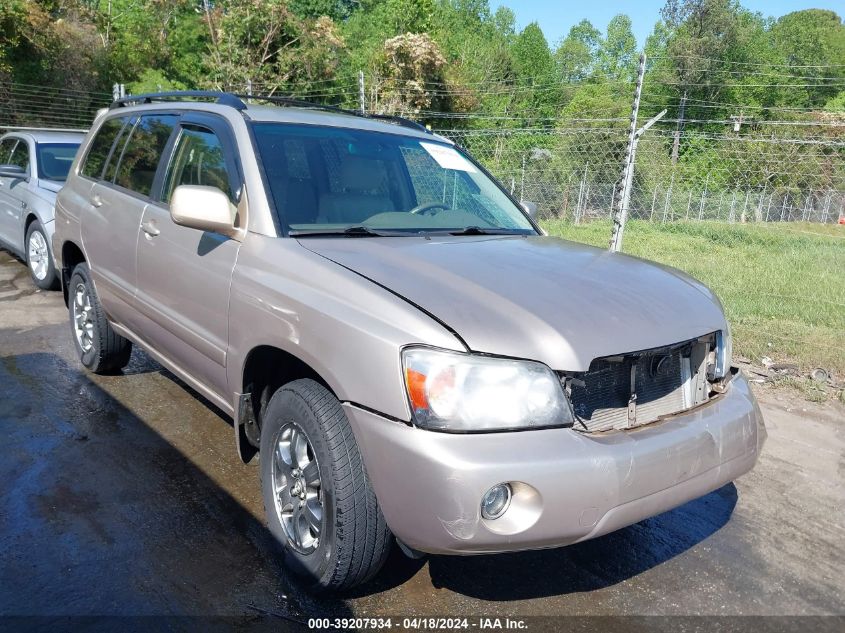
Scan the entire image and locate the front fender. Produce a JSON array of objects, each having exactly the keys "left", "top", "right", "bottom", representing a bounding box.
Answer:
[{"left": 226, "top": 234, "right": 465, "bottom": 420}]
